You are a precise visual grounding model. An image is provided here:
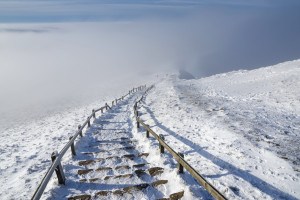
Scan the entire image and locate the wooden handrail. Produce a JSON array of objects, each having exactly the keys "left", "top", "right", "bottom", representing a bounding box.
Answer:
[
  {"left": 31, "top": 85, "right": 146, "bottom": 200},
  {"left": 134, "top": 85, "right": 227, "bottom": 200}
]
